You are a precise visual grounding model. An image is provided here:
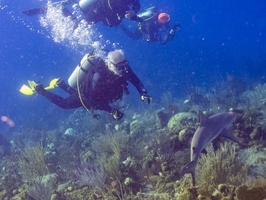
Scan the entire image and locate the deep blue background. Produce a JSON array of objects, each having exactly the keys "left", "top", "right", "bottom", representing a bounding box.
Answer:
[{"left": 0, "top": 0, "right": 265, "bottom": 136}]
